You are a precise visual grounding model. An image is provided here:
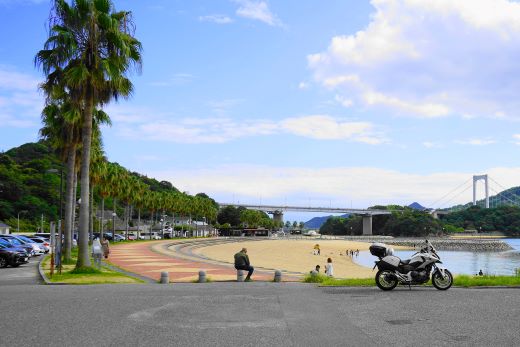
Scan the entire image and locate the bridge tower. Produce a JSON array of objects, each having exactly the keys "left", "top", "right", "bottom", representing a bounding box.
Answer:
[{"left": 473, "top": 175, "right": 489, "bottom": 208}]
